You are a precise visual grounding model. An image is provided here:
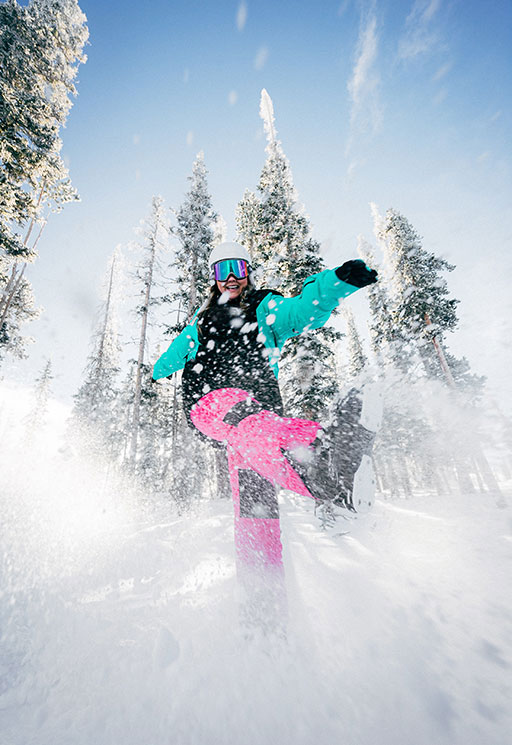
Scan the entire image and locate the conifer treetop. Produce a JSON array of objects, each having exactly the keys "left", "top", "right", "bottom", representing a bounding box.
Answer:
[{"left": 260, "top": 88, "right": 278, "bottom": 151}]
